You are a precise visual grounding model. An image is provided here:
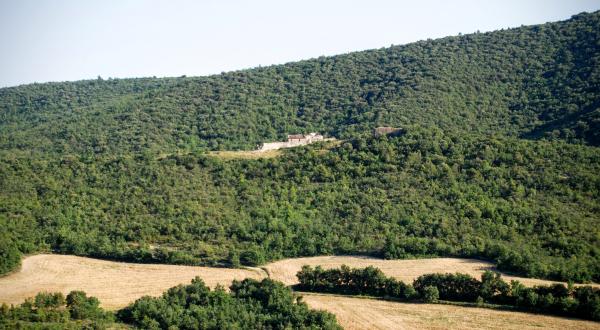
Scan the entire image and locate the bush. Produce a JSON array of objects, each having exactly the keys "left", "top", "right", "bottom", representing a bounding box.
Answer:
[
  {"left": 413, "top": 273, "right": 481, "bottom": 302},
  {"left": 476, "top": 296, "right": 485, "bottom": 306},
  {"left": 0, "top": 233, "right": 21, "bottom": 275},
  {"left": 422, "top": 286, "right": 439, "bottom": 303},
  {"left": 240, "top": 249, "right": 265, "bottom": 266},
  {"left": 66, "top": 291, "right": 103, "bottom": 320},
  {"left": 34, "top": 292, "right": 65, "bottom": 309}
]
